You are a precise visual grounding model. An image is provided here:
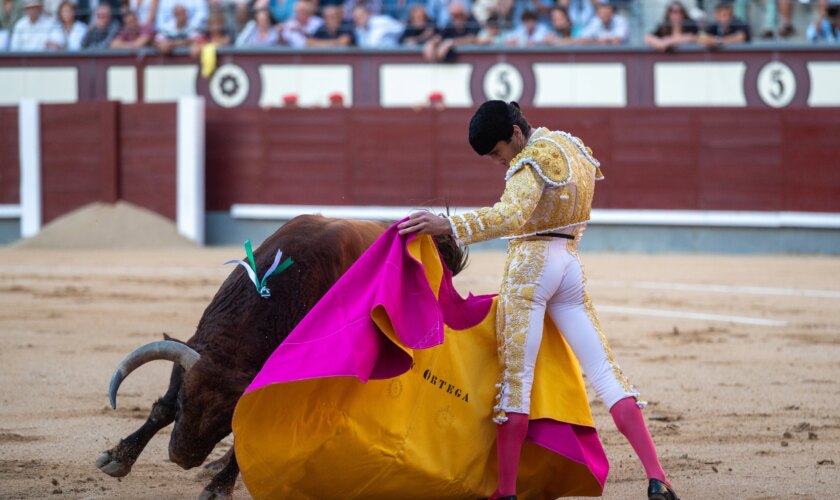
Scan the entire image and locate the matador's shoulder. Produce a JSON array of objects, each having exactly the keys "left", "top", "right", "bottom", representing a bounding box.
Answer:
[{"left": 505, "top": 128, "right": 603, "bottom": 186}]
